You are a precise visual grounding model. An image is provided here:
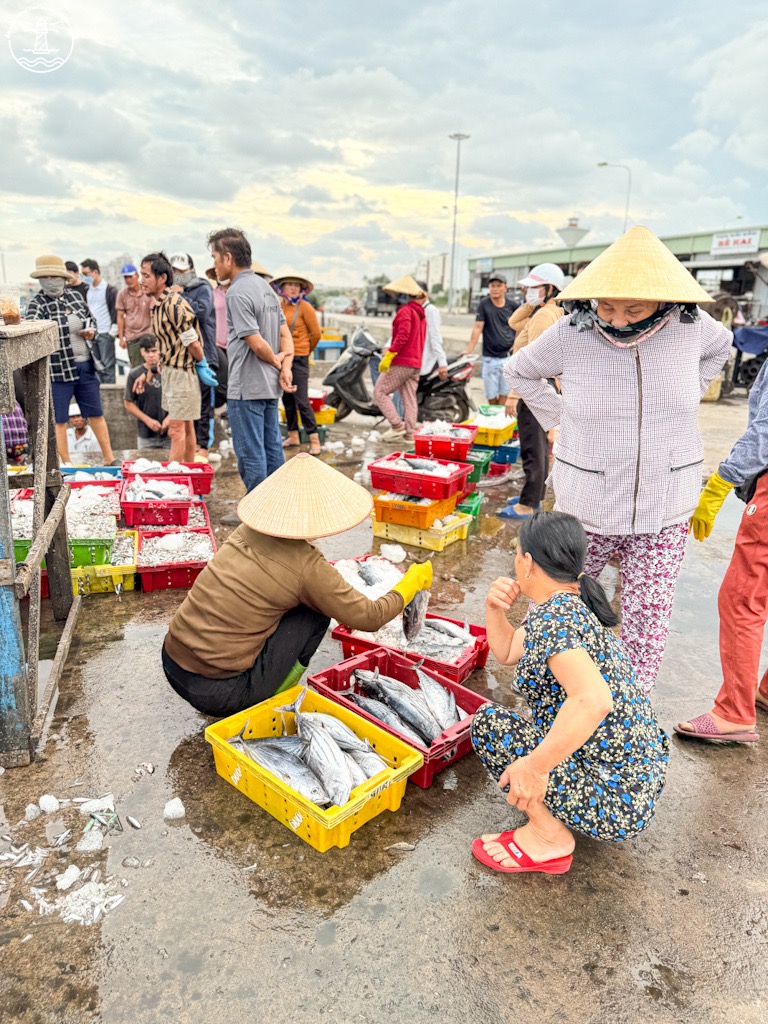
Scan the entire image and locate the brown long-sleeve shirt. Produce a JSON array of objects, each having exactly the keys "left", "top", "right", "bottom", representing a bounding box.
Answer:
[
  {"left": 280, "top": 298, "right": 321, "bottom": 356},
  {"left": 164, "top": 526, "right": 402, "bottom": 678},
  {"left": 507, "top": 299, "right": 564, "bottom": 399}
]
